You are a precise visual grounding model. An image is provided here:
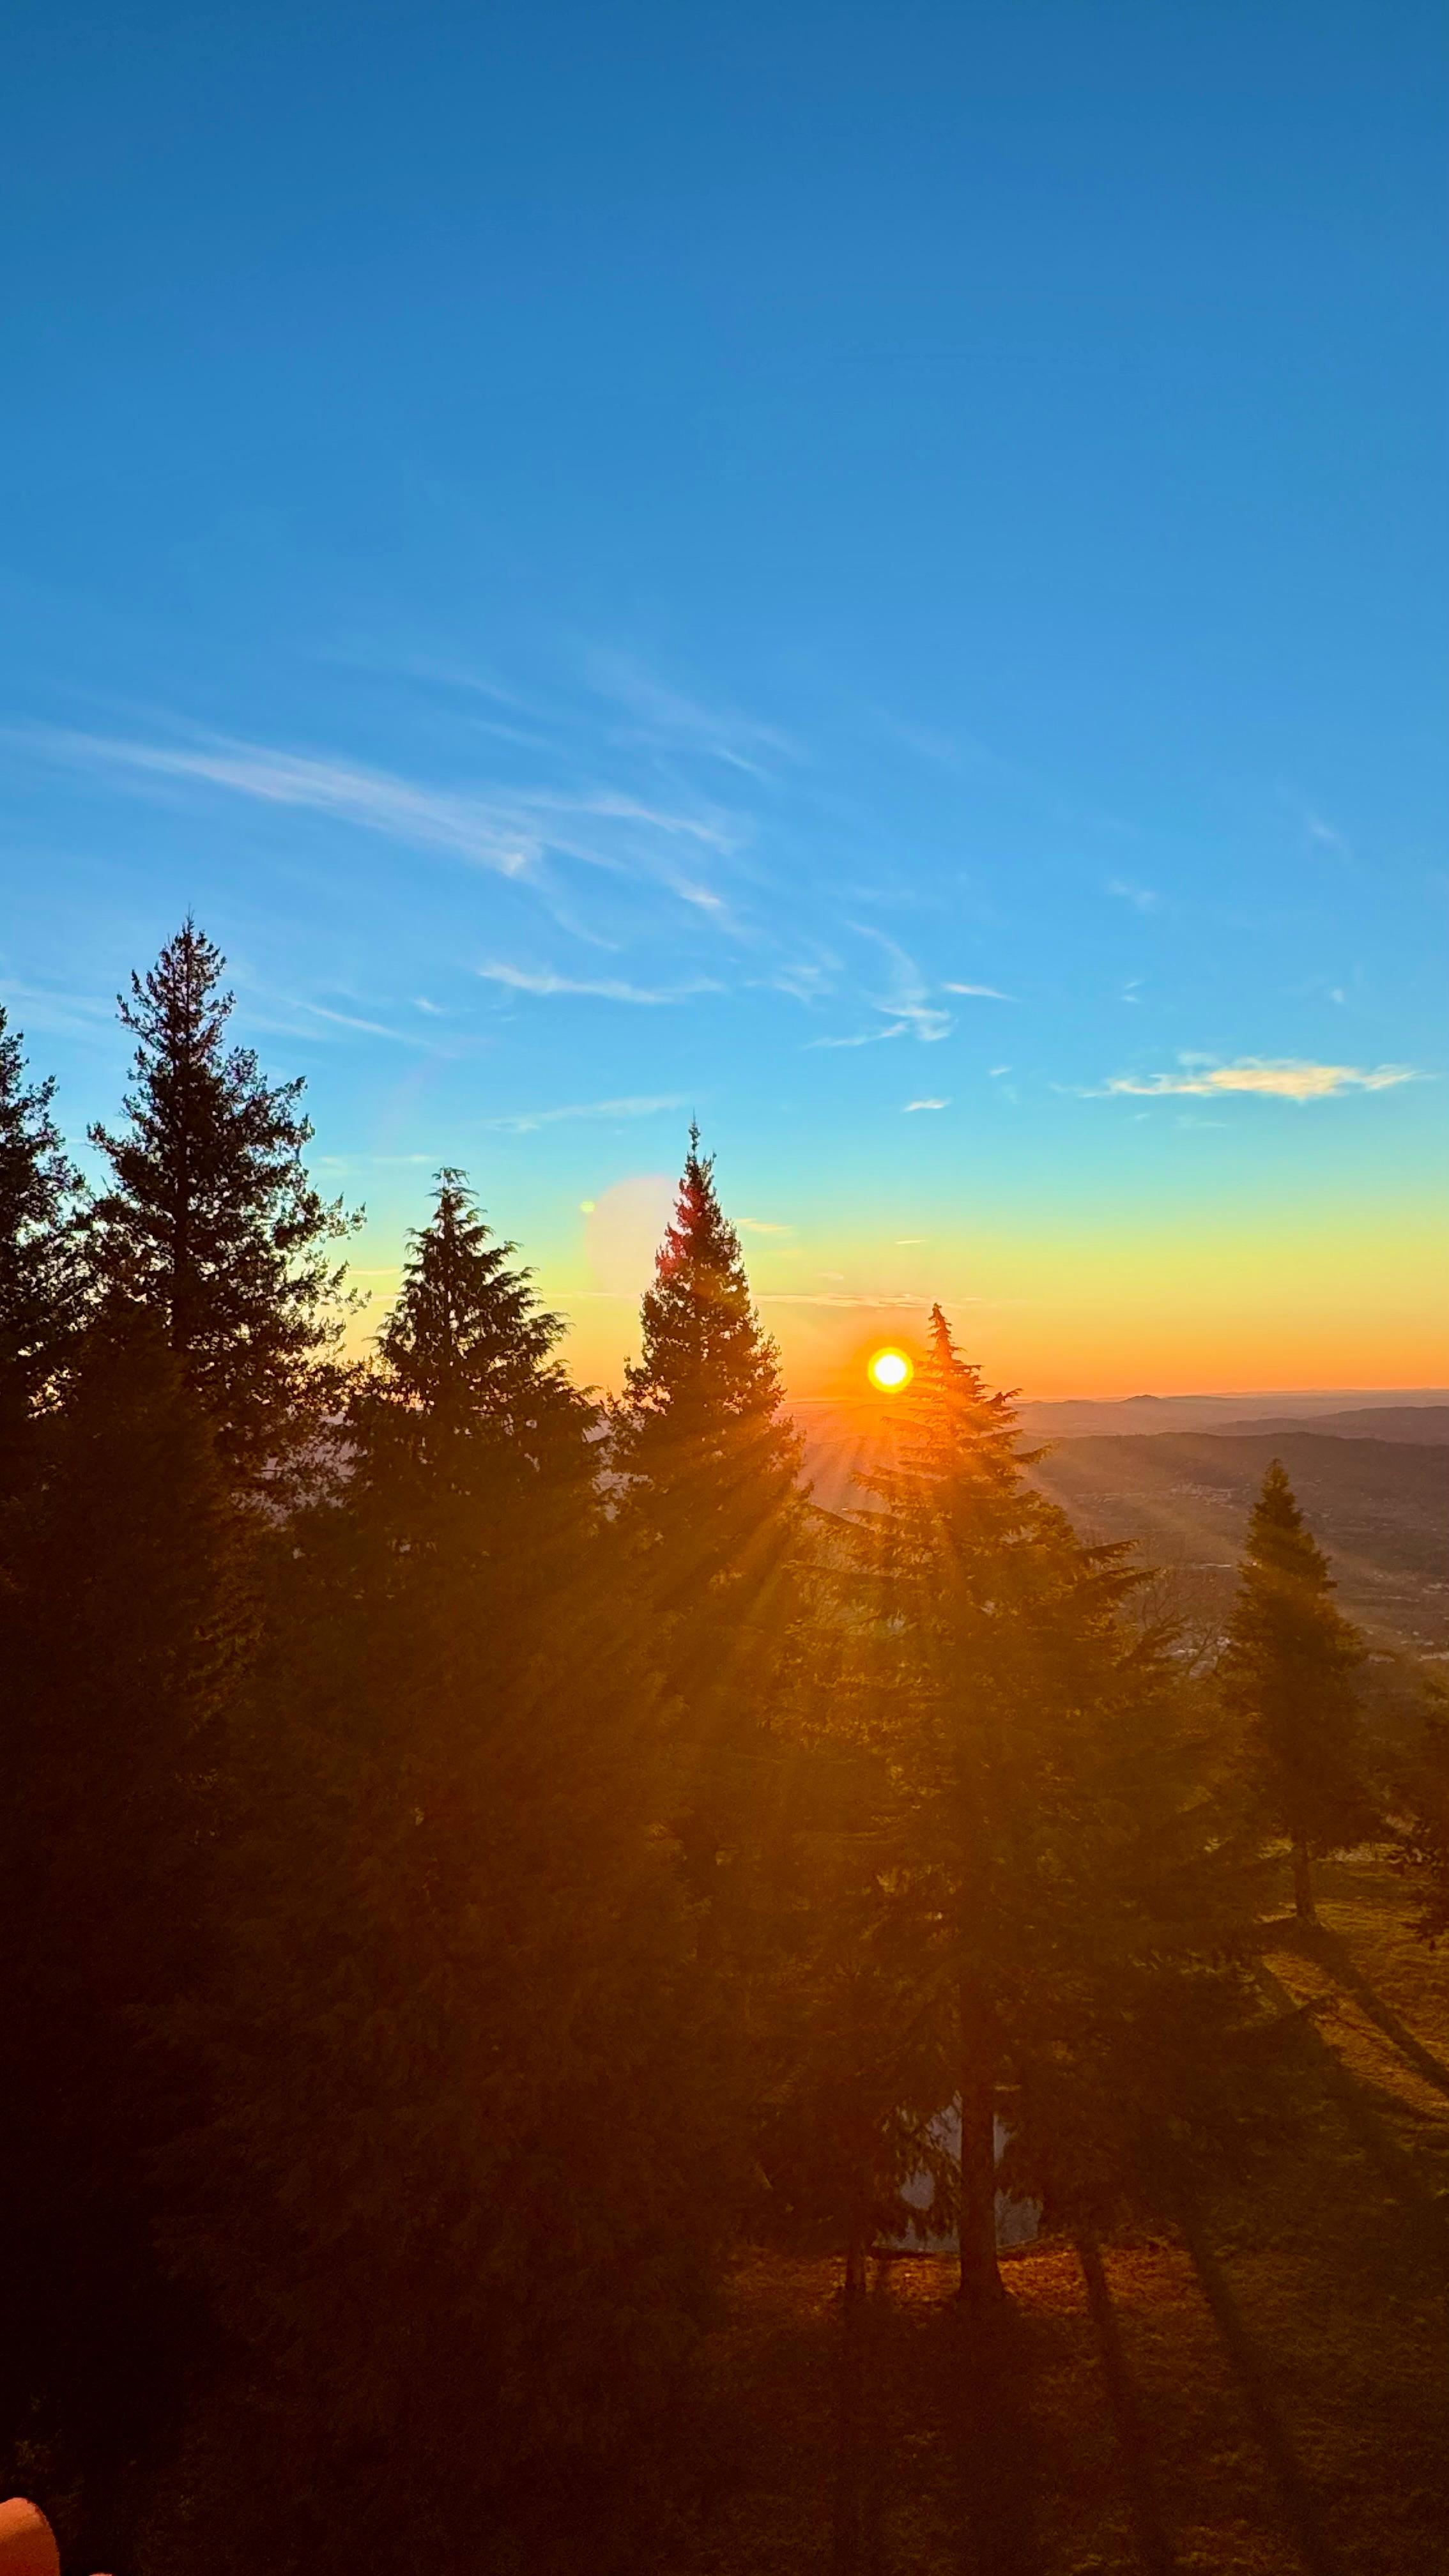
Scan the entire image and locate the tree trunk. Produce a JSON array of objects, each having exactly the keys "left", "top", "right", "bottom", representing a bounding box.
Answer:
[
  {"left": 958, "top": 1985, "right": 1003, "bottom": 2304},
  {"left": 1291, "top": 1837, "right": 1316, "bottom": 1923}
]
